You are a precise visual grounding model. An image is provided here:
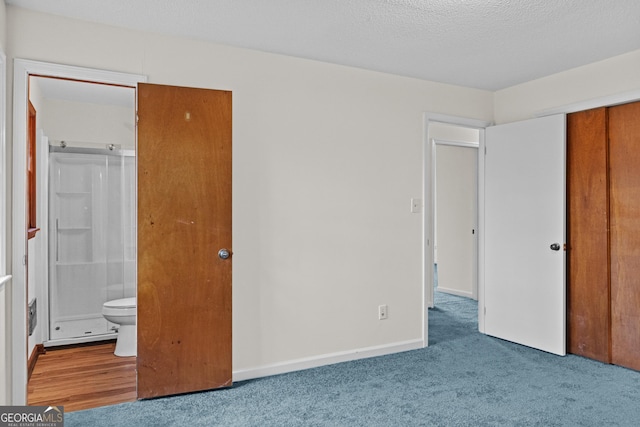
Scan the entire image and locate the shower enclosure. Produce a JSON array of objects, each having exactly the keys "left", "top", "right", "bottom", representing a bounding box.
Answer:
[{"left": 48, "top": 145, "right": 136, "bottom": 342}]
